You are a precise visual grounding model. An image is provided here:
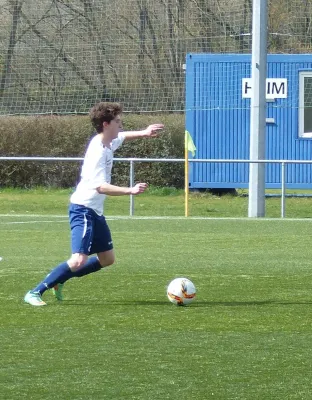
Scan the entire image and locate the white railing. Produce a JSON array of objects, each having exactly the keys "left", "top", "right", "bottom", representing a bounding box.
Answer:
[{"left": 1, "top": 156, "right": 312, "bottom": 218}]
